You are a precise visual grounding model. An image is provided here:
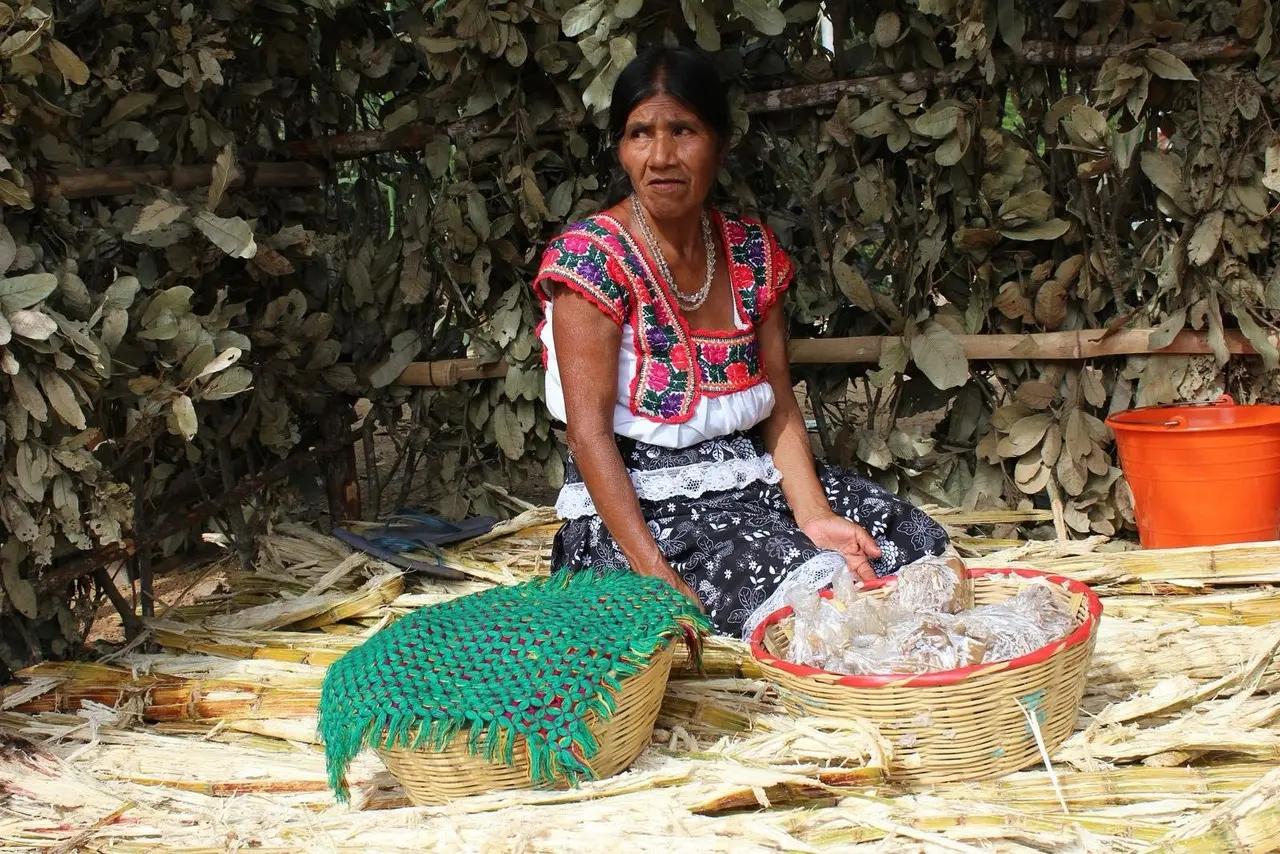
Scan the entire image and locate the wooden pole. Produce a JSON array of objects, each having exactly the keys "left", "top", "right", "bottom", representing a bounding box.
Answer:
[
  {"left": 41, "top": 162, "right": 328, "bottom": 201},
  {"left": 282, "top": 38, "right": 1248, "bottom": 161},
  {"left": 392, "top": 328, "right": 1274, "bottom": 386}
]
